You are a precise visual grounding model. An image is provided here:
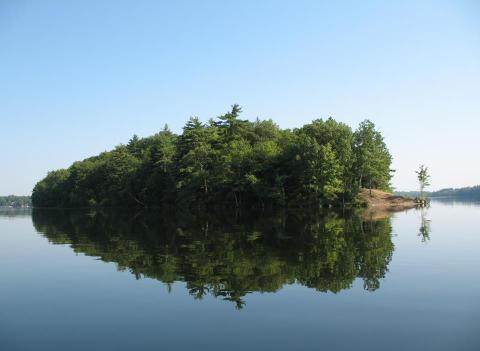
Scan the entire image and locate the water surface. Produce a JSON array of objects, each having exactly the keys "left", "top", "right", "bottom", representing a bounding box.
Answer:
[{"left": 1, "top": 201, "right": 479, "bottom": 350}]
